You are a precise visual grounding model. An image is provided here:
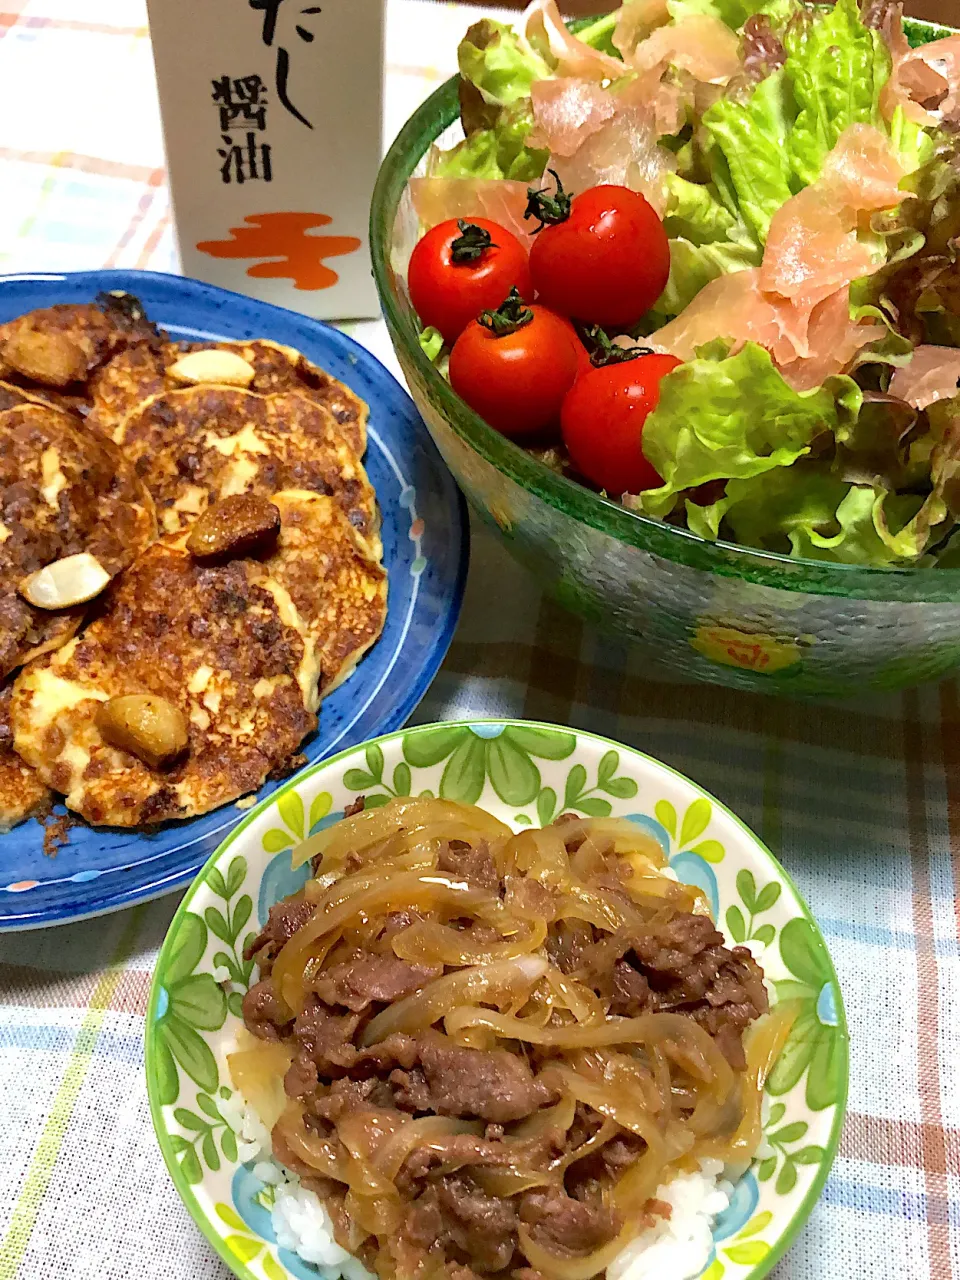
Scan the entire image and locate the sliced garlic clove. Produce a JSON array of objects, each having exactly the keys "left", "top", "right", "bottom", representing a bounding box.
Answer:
[
  {"left": 168, "top": 349, "right": 256, "bottom": 387},
  {"left": 96, "top": 694, "right": 189, "bottom": 770},
  {"left": 19, "top": 552, "right": 111, "bottom": 609}
]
